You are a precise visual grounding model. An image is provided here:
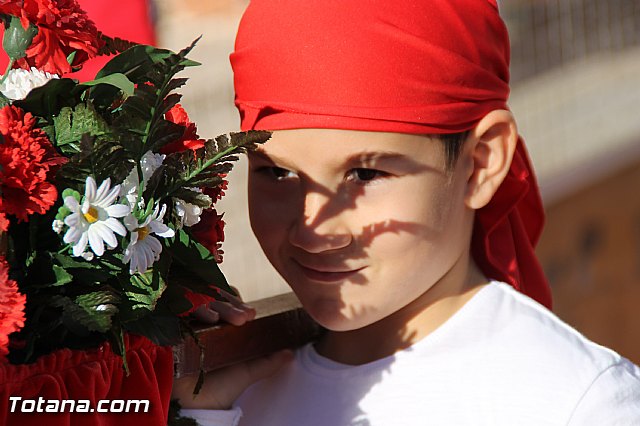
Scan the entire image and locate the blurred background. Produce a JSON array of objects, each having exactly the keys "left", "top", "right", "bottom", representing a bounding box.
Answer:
[{"left": 80, "top": 0, "right": 640, "bottom": 364}]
